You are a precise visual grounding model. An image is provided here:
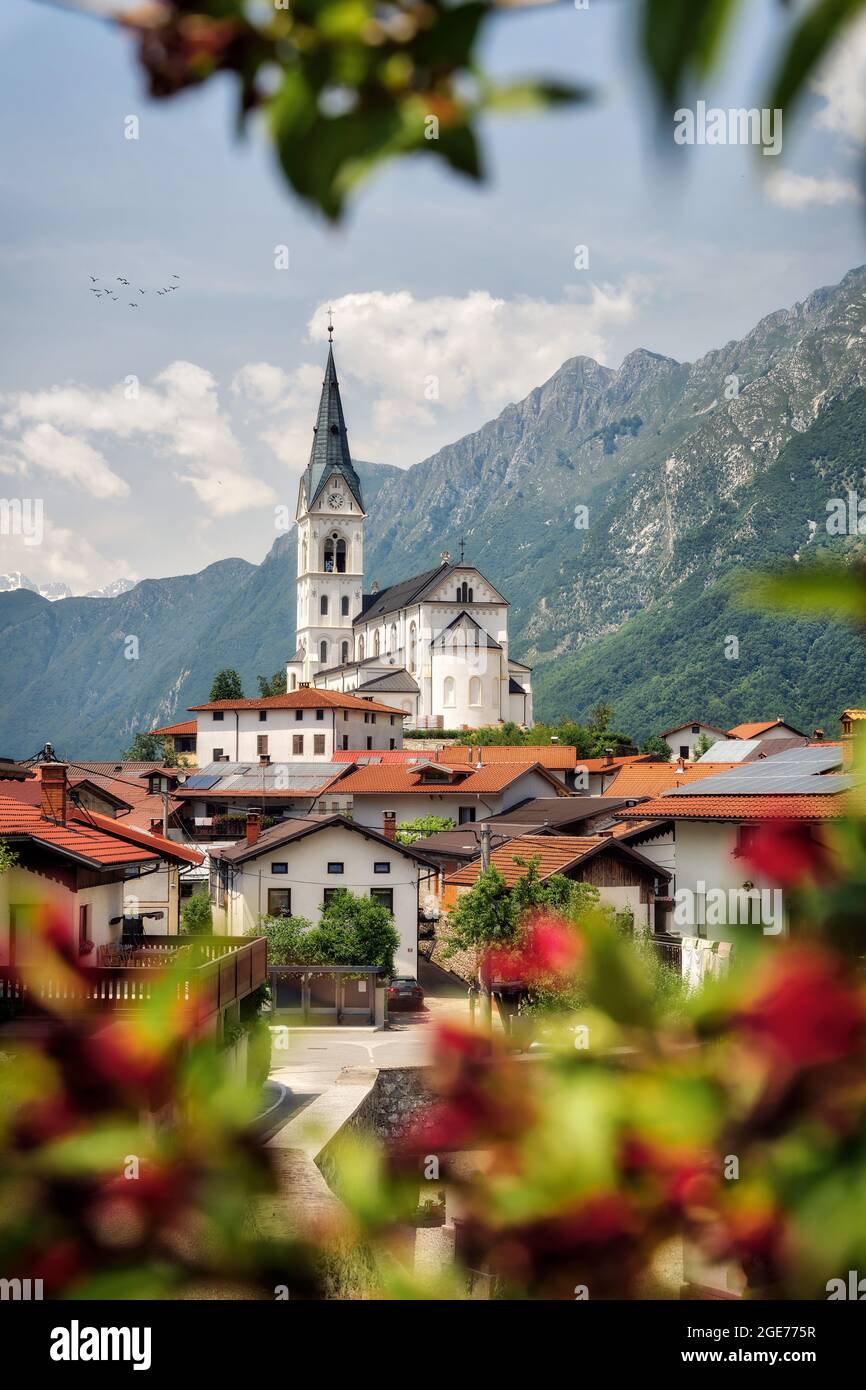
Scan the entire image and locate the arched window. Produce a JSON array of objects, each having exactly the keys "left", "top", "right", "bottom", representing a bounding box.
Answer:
[
  {"left": 341, "top": 595, "right": 349, "bottom": 617},
  {"left": 358, "top": 636, "right": 365, "bottom": 661},
  {"left": 409, "top": 622, "right": 417, "bottom": 670},
  {"left": 290, "top": 673, "right": 297, "bottom": 690},
  {"left": 389, "top": 623, "right": 397, "bottom": 653},
  {"left": 374, "top": 630, "right": 381, "bottom": 657},
  {"left": 443, "top": 676, "right": 456, "bottom": 708},
  {"left": 320, "top": 595, "right": 328, "bottom": 616},
  {"left": 301, "top": 538, "right": 307, "bottom": 572},
  {"left": 319, "top": 640, "right": 328, "bottom": 665},
  {"left": 468, "top": 587, "right": 473, "bottom": 603},
  {"left": 341, "top": 640, "right": 349, "bottom": 665},
  {"left": 469, "top": 676, "right": 481, "bottom": 706},
  {"left": 491, "top": 678, "right": 499, "bottom": 709},
  {"left": 457, "top": 580, "right": 472, "bottom": 603},
  {"left": 323, "top": 535, "right": 347, "bottom": 573}
]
